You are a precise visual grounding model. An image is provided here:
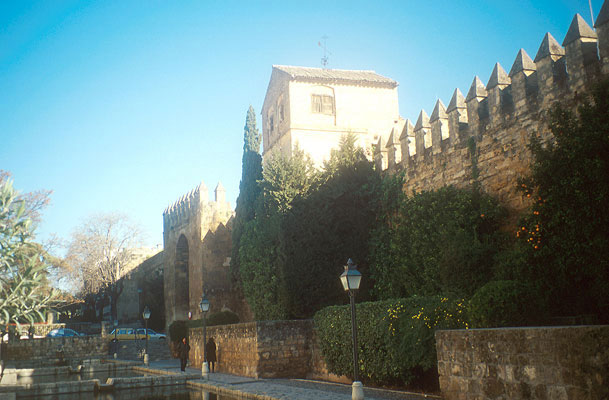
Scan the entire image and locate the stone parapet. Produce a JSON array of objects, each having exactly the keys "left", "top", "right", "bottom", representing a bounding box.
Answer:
[{"left": 435, "top": 325, "right": 609, "bottom": 400}]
